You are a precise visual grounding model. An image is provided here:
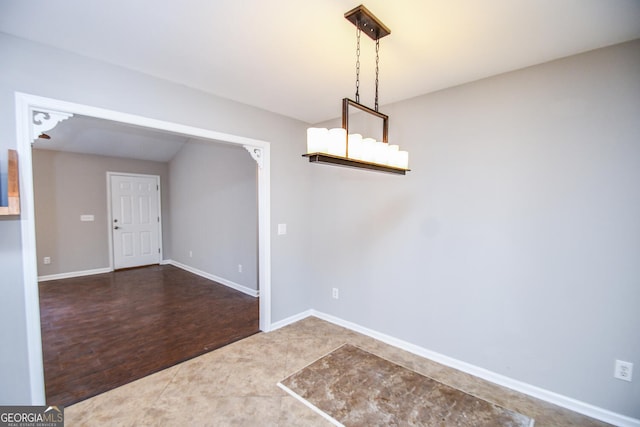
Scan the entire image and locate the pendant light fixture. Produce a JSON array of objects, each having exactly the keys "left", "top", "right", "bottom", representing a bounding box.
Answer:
[{"left": 303, "top": 5, "right": 409, "bottom": 175}]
